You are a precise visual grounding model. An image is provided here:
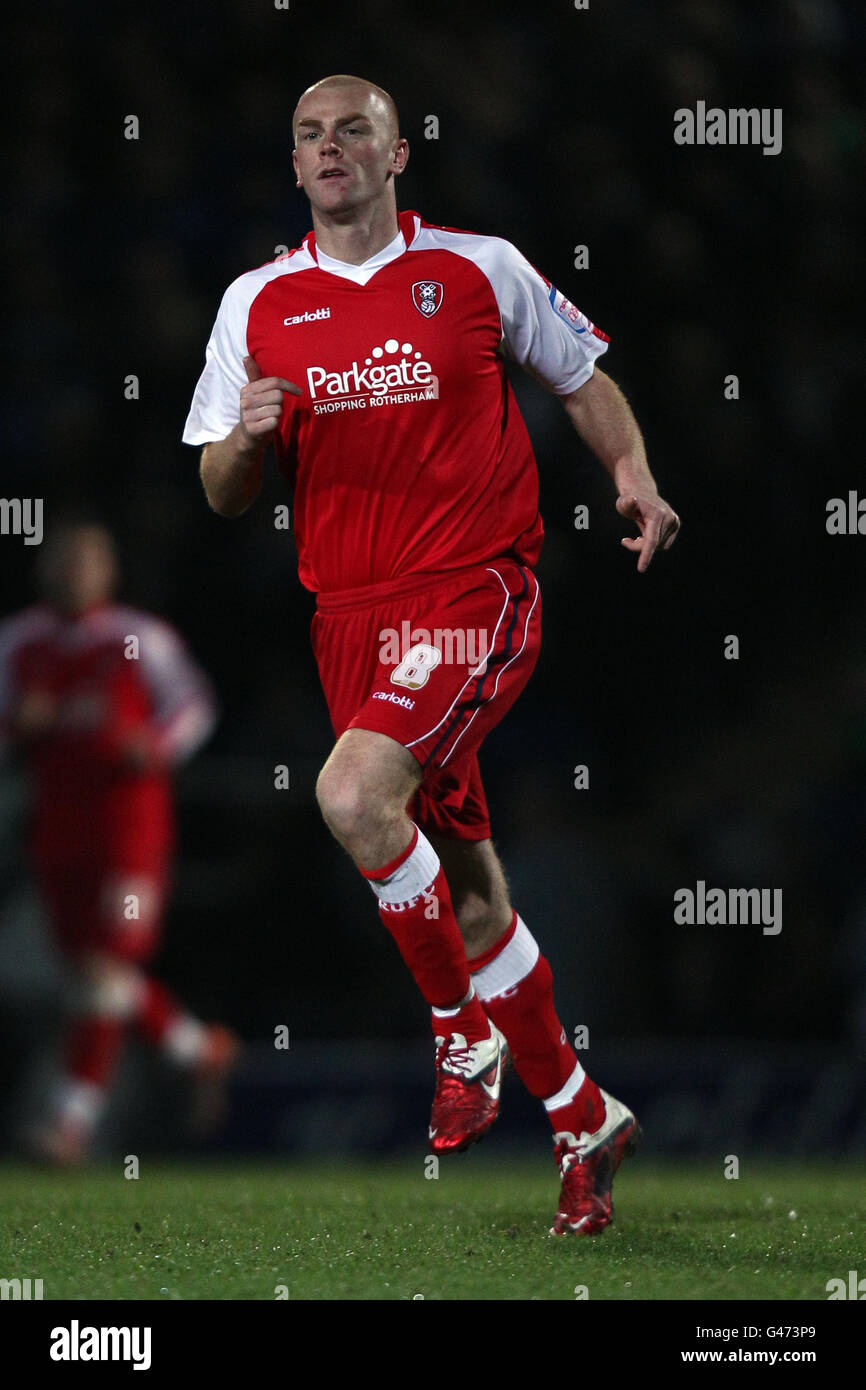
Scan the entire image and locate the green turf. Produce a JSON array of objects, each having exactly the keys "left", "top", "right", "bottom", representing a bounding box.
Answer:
[{"left": 0, "top": 1156, "right": 860, "bottom": 1300}]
